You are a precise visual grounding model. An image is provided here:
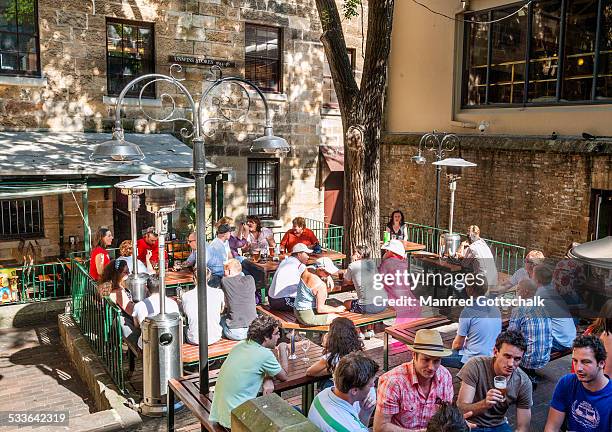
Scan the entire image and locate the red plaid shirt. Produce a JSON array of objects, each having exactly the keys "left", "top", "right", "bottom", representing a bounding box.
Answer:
[{"left": 376, "top": 361, "right": 453, "bottom": 430}]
